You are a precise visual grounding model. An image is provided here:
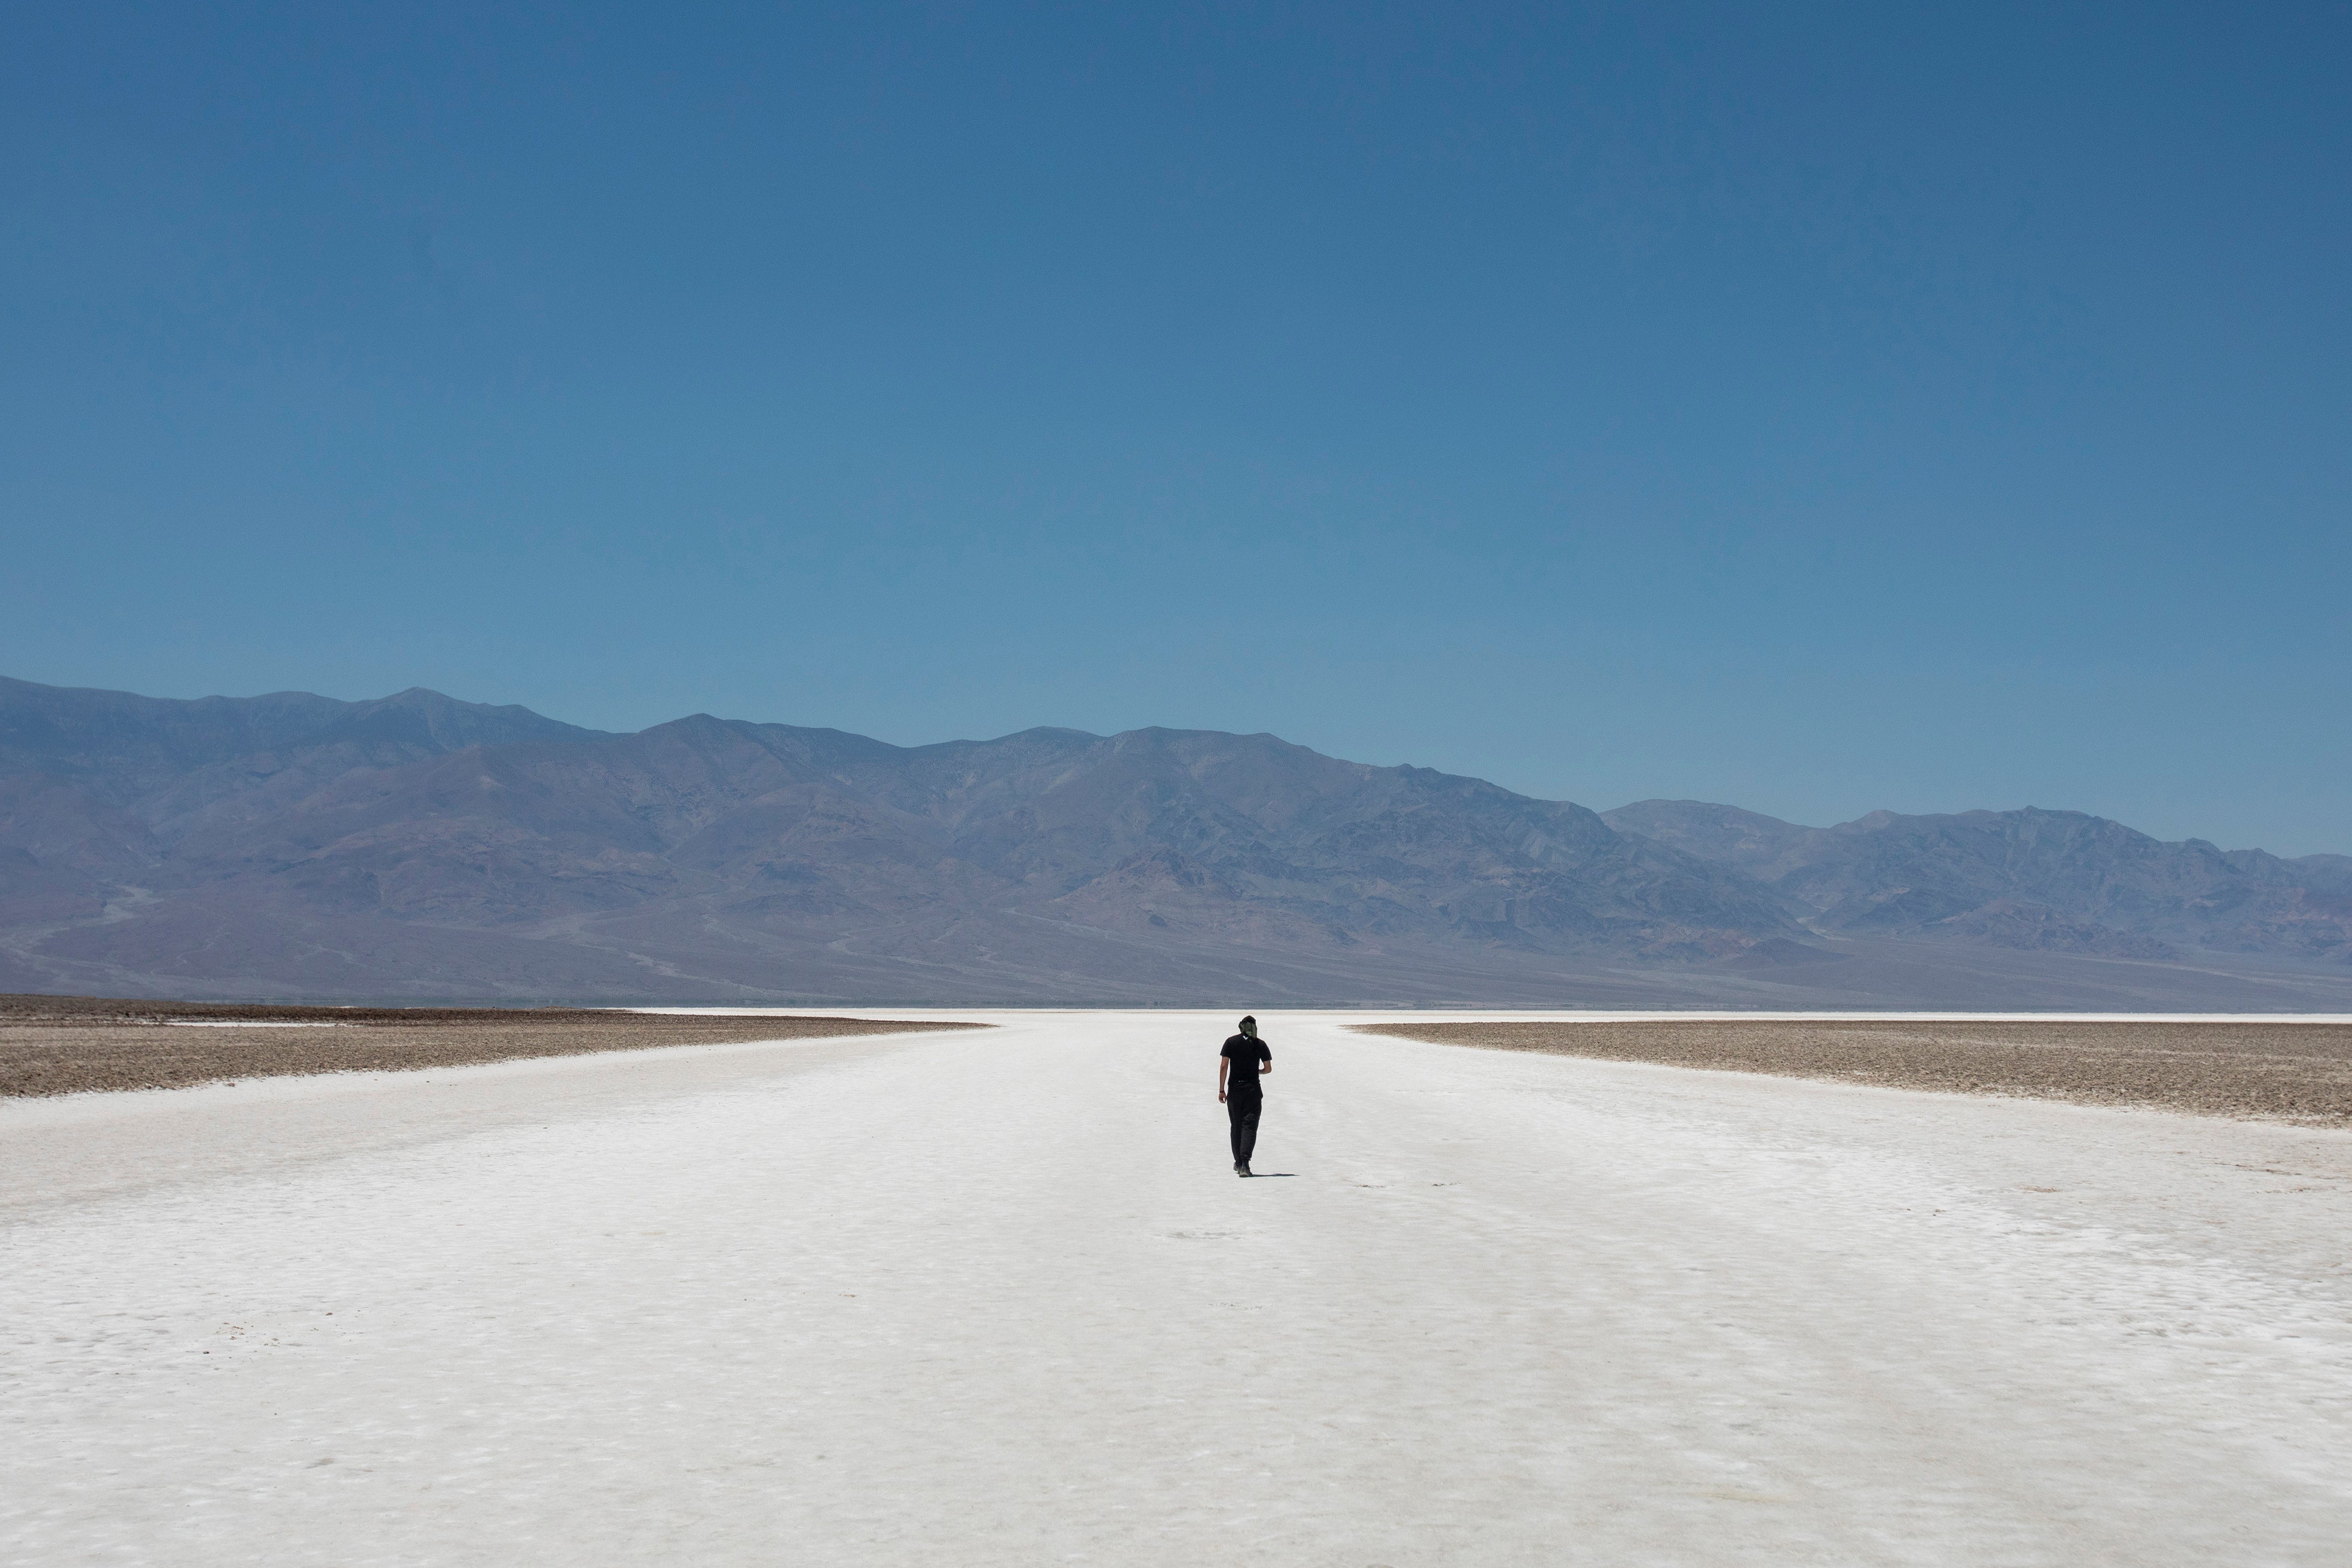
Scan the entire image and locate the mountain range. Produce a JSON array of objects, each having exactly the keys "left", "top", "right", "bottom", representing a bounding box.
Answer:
[{"left": 5, "top": 675, "right": 2349, "bottom": 1009}]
